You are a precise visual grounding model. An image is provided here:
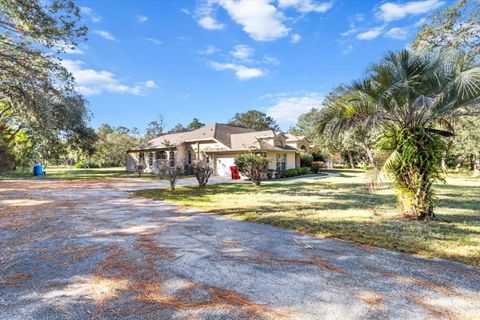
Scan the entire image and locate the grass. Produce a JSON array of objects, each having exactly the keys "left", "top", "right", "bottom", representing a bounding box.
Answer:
[
  {"left": 134, "top": 170, "right": 480, "bottom": 267},
  {"left": 0, "top": 166, "right": 164, "bottom": 180}
]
